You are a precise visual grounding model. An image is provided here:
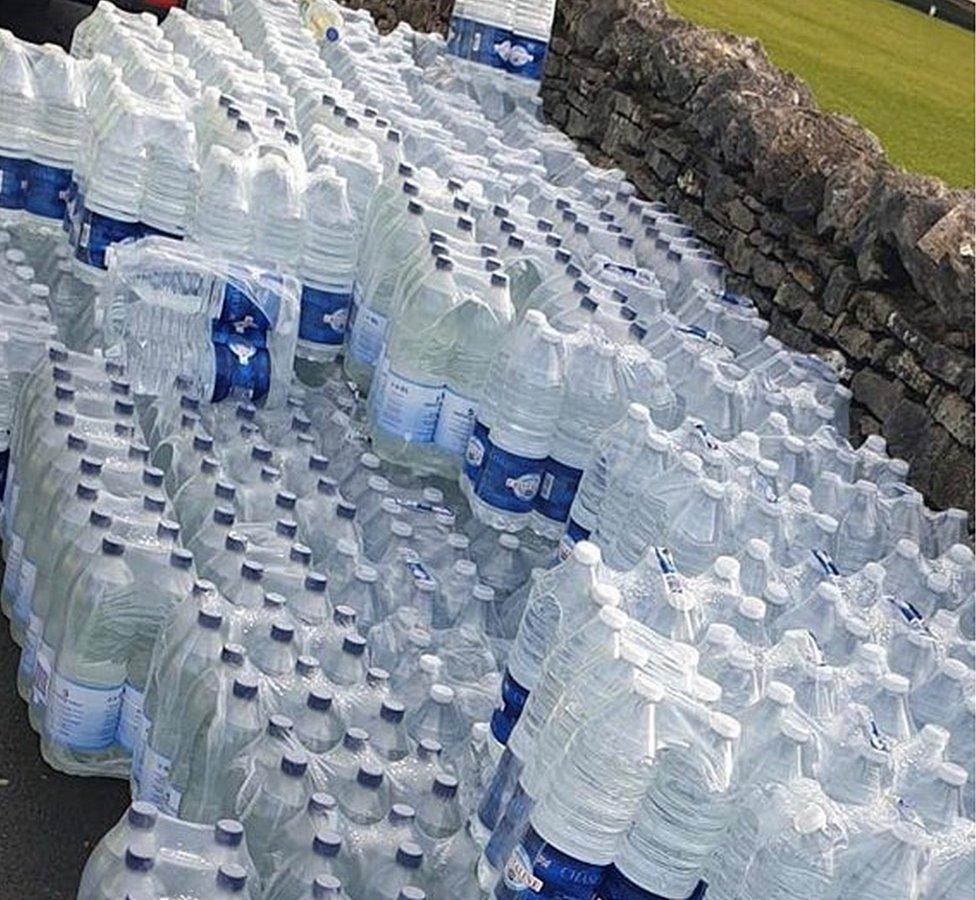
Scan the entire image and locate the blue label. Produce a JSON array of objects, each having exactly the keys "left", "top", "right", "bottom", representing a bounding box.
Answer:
[
  {"left": 475, "top": 441, "right": 545, "bottom": 514},
  {"left": 478, "top": 747, "right": 526, "bottom": 839},
  {"left": 447, "top": 15, "right": 475, "bottom": 57},
  {"left": 211, "top": 337, "right": 271, "bottom": 405},
  {"left": 300, "top": 284, "right": 351, "bottom": 345},
  {"left": 505, "top": 33, "right": 549, "bottom": 81},
  {"left": 219, "top": 272, "right": 282, "bottom": 334},
  {"left": 536, "top": 457, "right": 585, "bottom": 525},
  {"left": 559, "top": 517, "right": 592, "bottom": 560},
  {"left": 62, "top": 178, "right": 78, "bottom": 234},
  {"left": 599, "top": 868, "right": 708, "bottom": 900},
  {"left": 24, "top": 161, "right": 72, "bottom": 220},
  {"left": 0, "top": 156, "right": 27, "bottom": 210},
  {"left": 496, "top": 827, "right": 606, "bottom": 899},
  {"left": 464, "top": 419, "right": 492, "bottom": 489},
  {"left": 485, "top": 779, "right": 535, "bottom": 869},
  {"left": 75, "top": 207, "right": 143, "bottom": 270},
  {"left": 0, "top": 447, "right": 8, "bottom": 502},
  {"left": 470, "top": 21, "right": 514, "bottom": 71},
  {"left": 490, "top": 668, "right": 530, "bottom": 745}
]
